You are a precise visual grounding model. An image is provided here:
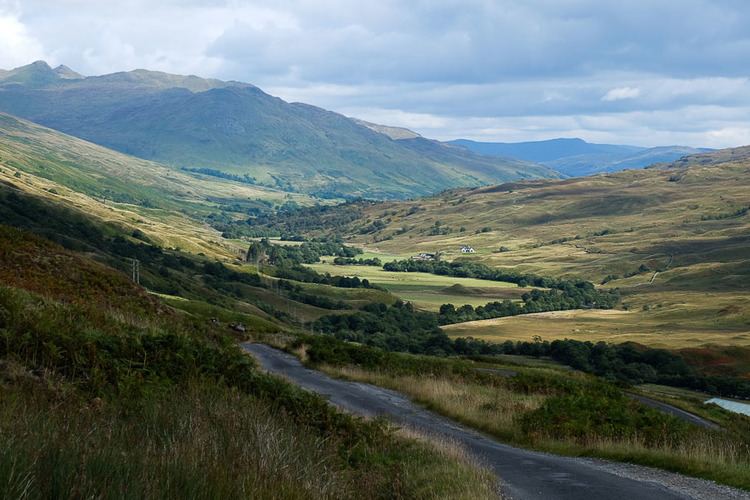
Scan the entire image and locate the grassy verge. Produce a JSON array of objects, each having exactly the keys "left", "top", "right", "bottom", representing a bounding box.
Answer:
[{"left": 294, "top": 337, "right": 750, "bottom": 491}]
